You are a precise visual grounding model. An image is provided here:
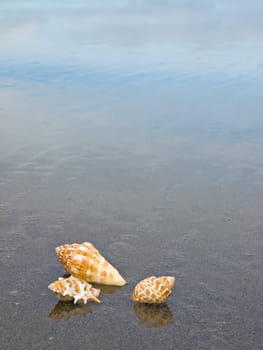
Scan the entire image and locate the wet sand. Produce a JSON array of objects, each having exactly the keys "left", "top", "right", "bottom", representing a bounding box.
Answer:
[
  {"left": 1, "top": 1, "right": 263, "bottom": 349},
  {"left": 1, "top": 83, "right": 263, "bottom": 350}
]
